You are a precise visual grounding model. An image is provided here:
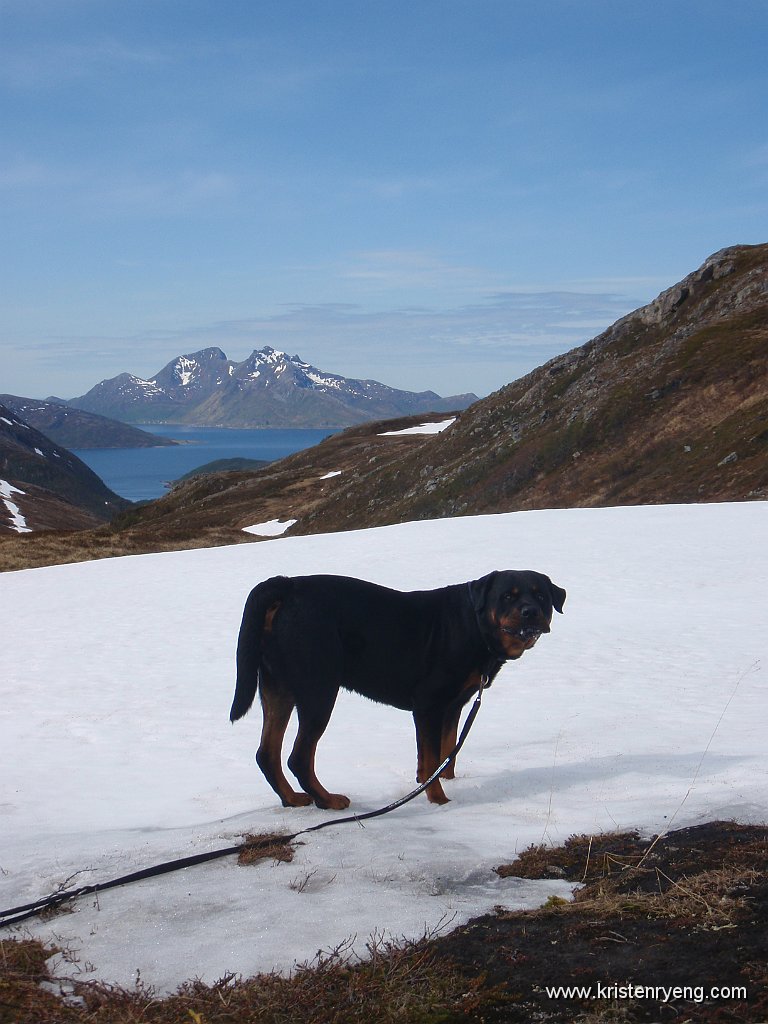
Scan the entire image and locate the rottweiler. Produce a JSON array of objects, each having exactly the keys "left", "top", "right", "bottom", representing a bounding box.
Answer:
[{"left": 230, "top": 570, "right": 565, "bottom": 808}]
